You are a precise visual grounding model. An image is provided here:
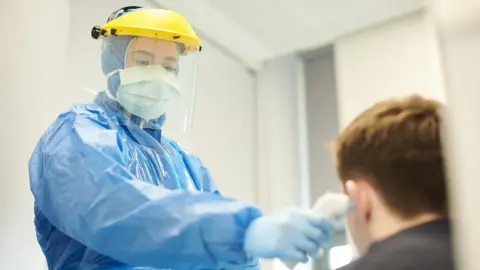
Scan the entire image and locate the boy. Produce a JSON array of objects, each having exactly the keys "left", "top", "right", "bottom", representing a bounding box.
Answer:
[{"left": 334, "top": 95, "right": 453, "bottom": 270}]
